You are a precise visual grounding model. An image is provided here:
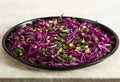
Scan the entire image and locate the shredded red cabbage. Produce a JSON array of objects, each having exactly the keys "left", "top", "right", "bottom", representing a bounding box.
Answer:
[{"left": 7, "top": 17, "right": 115, "bottom": 66}]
